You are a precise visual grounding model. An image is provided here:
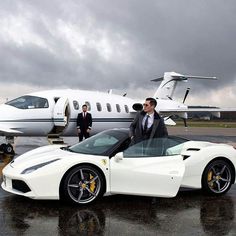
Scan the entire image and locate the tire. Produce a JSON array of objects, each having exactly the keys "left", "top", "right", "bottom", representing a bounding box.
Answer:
[
  {"left": 0, "top": 144, "right": 5, "bottom": 152},
  {"left": 62, "top": 165, "right": 105, "bottom": 205},
  {"left": 202, "top": 159, "right": 233, "bottom": 195},
  {"left": 0, "top": 144, "right": 14, "bottom": 155},
  {"left": 5, "top": 144, "right": 15, "bottom": 155}
]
